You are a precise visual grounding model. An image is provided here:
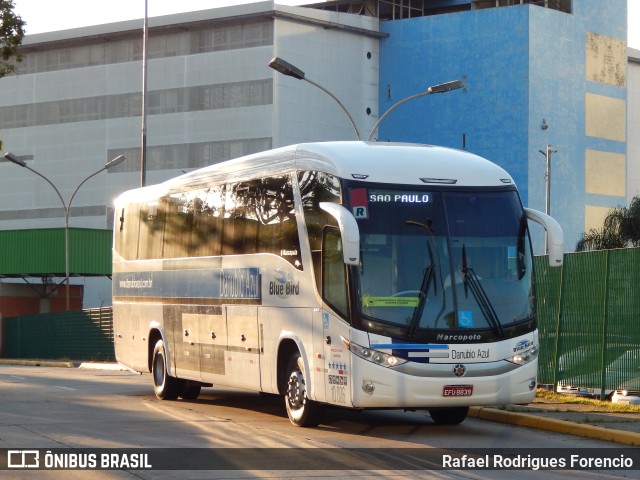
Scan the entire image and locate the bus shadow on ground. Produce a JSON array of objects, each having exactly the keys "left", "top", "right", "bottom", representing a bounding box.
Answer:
[{"left": 188, "top": 389, "right": 472, "bottom": 432}]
